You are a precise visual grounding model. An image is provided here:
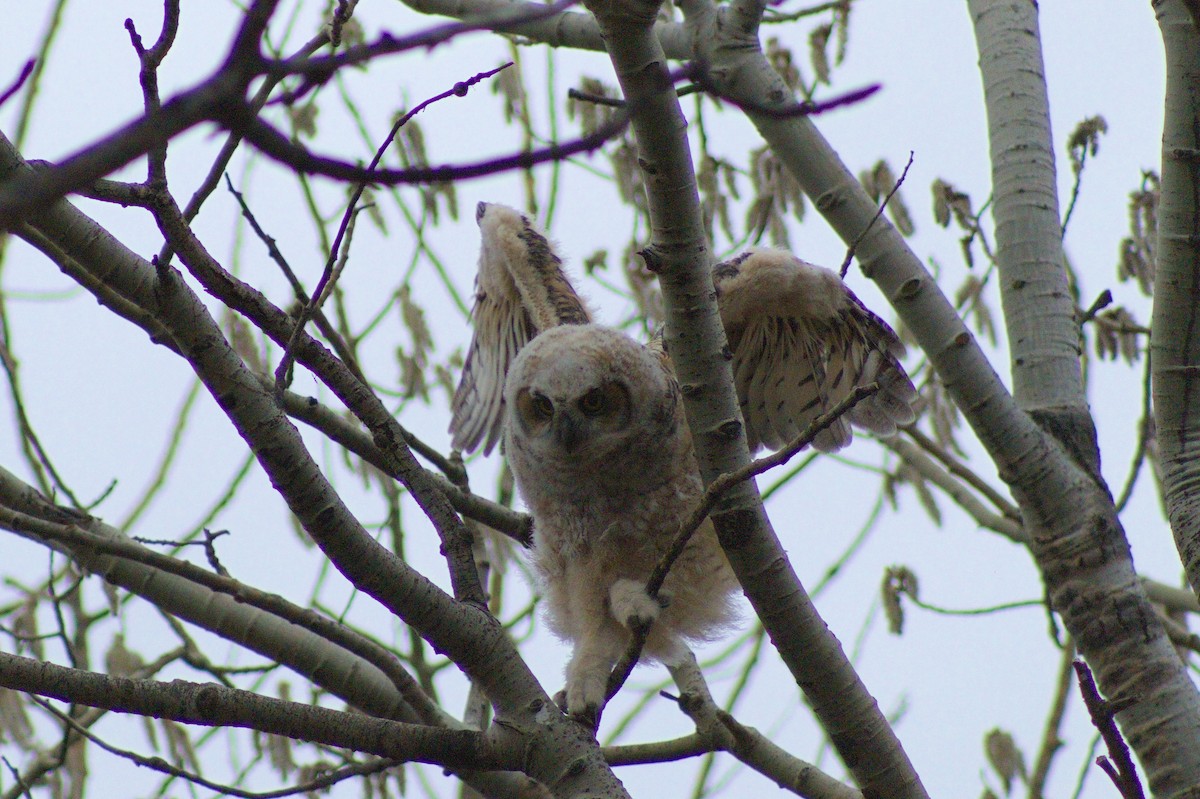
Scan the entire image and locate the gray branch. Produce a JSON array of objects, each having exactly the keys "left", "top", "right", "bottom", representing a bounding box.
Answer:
[{"left": 582, "top": 0, "right": 929, "bottom": 794}]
